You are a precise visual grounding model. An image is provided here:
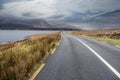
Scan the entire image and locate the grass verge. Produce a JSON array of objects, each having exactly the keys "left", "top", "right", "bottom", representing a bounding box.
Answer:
[
  {"left": 90, "top": 37, "right": 120, "bottom": 47},
  {"left": 0, "top": 32, "right": 61, "bottom": 80},
  {"left": 68, "top": 30, "right": 120, "bottom": 48}
]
